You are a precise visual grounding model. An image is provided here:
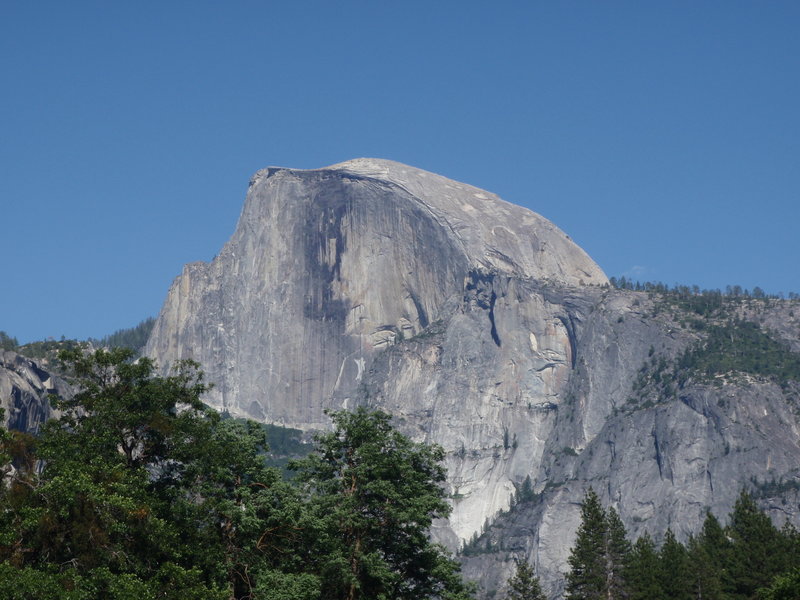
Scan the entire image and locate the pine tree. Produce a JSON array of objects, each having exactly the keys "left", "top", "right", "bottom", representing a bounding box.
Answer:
[
  {"left": 698, "top": 511, "right": 732, "bottom": 592},
  {"left": 658, "top": 529, "right": 691, "bottom": 600},
  {"left": 686, "top": 534, "right": 724, "bottom": 600},
  {"left": 565, "top": 489, "right": 608, "bottom": 600},
  {"left": 758, "top": 568, "right": 800, "bottom": 600},
  {"left": 625, "top": 532, "right": 663, "bottom": 600},
  {"left": 777, "top": 522, "right": 800, "bottom": 576},
  {"left": 505, "top": 559, "right": 546, "bottom": 600},
  {"left": 726, "top": 490, "right": 782, "bottom": 599},
  {"left": 605, "top": 507, "right": 630, "bottom": 599}
]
